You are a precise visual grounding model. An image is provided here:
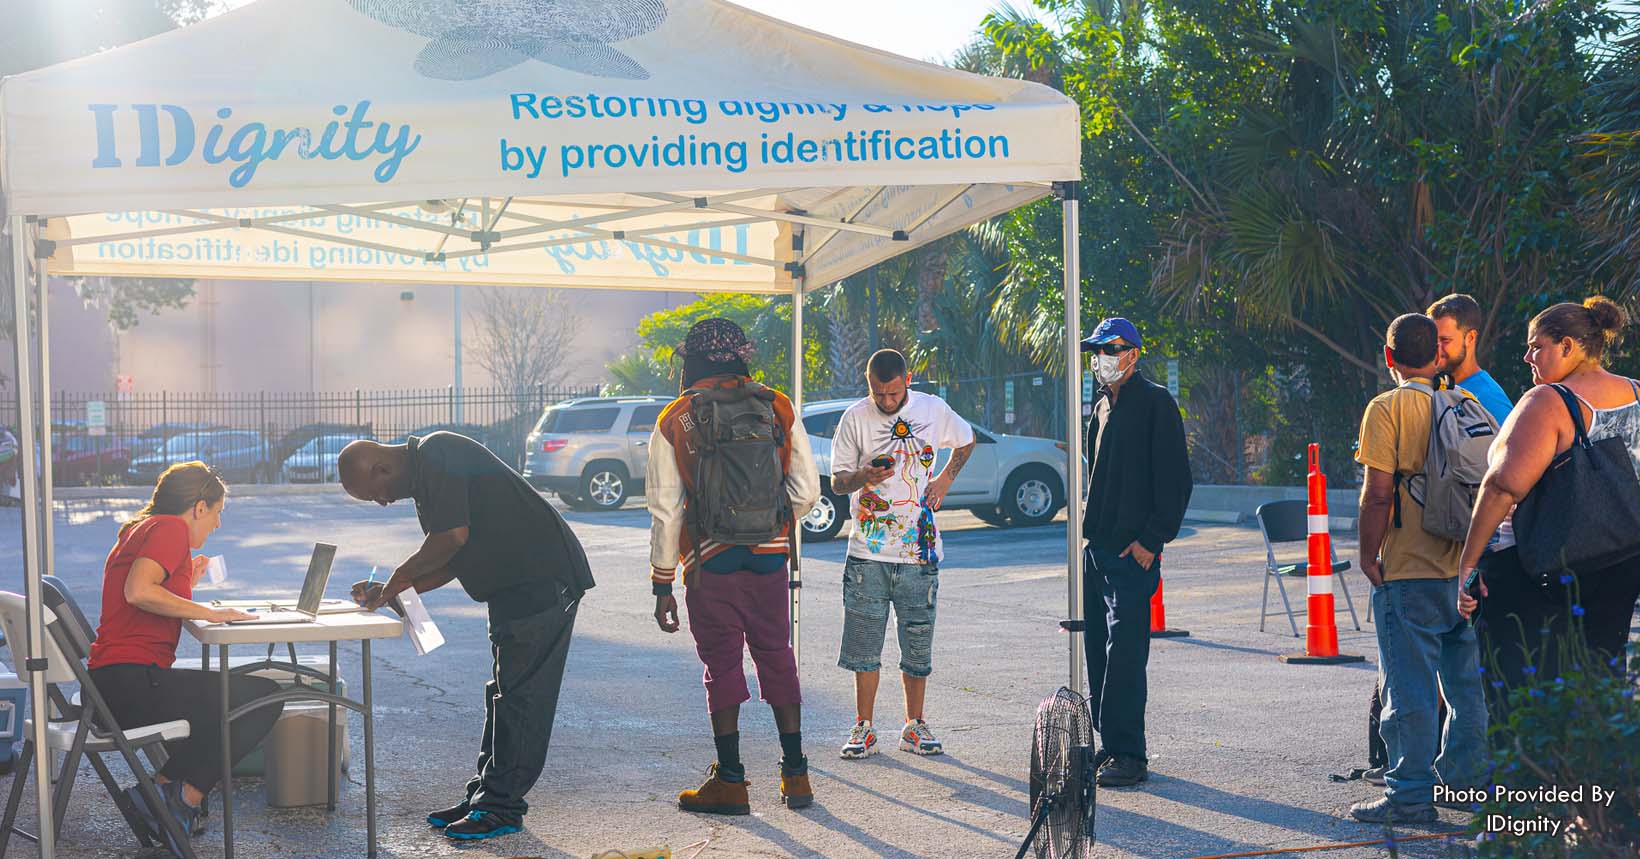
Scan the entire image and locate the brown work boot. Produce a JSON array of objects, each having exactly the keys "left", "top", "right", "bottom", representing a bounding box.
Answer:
[
  {"left": 677, "top": 764, "right": 750, "bottom": 815},
  {"left": 779, "top": 768, "right": 814, "bottom": 809}
]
